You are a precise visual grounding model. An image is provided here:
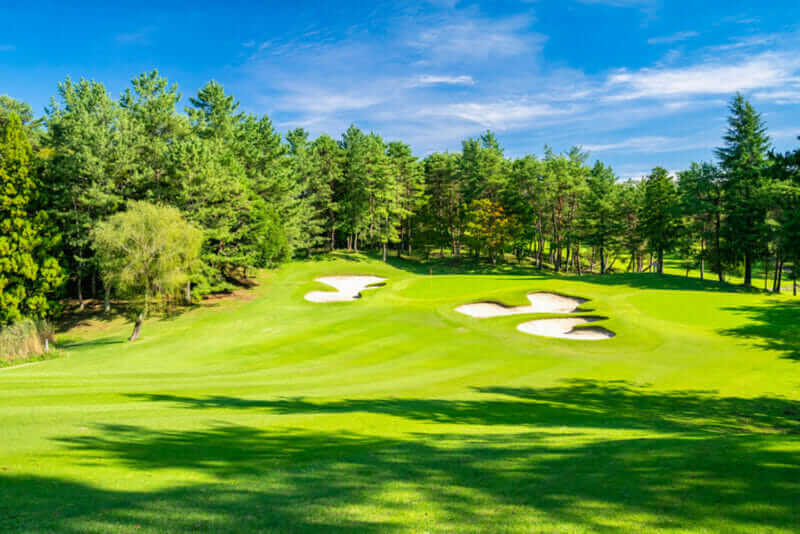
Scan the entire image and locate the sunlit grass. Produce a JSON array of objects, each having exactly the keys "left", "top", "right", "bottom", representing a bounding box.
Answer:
[{"left": 1, "top": 254, "right": 798, "bottom": 533}]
